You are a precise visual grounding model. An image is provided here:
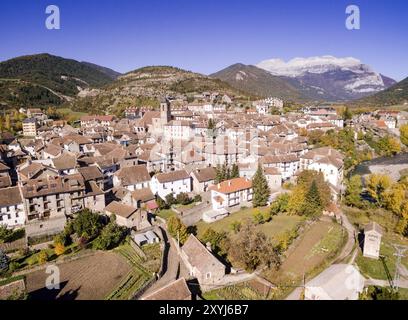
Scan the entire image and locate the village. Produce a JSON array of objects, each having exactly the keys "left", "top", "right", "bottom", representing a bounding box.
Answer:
[{"left": 1, "top": 92, "right": 408, "bottom": 301}]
